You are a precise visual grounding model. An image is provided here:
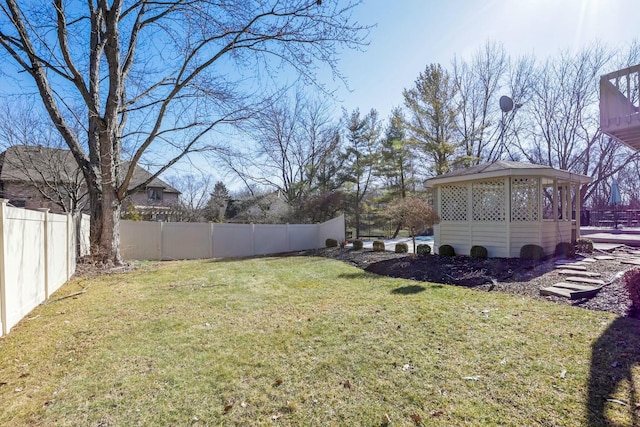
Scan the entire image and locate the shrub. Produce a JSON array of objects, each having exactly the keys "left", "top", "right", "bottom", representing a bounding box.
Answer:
[
  {"left": 624, "top": 268, "right": 640, "bottom": 317},
  {"left": 520, "top": 244, "right": 545, "bottom": 261},
  {"left": 576, "top": 238, "right": 594, "bottom": 253},
  {"left": 416, "top": 244, "right": 431, "bottom": 256},
  {"left": 554, "top": 242, "right": 575, "bottom": 258},
  {"left": 373, "top": 240, "right": 386, "bottom": 252},
  {"left": 325, "top": 238, "right": 338, "bottom": 248},
  {"left": 470, "top": 245, "right": 488, "bottom": 259},
  {"left": 352, "top": 239, "right": 363, "bottom": 250},
  {"left": 439, "top": 244, "right": 456, "bottom": 257},
  {"left": 395, "top": 242, "right": 408, "bottom": 253}
]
